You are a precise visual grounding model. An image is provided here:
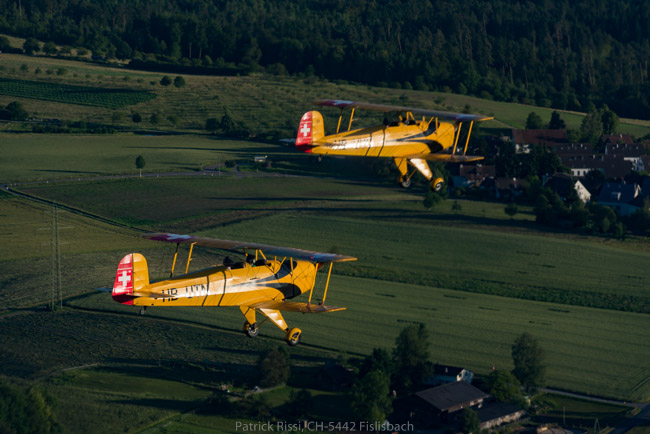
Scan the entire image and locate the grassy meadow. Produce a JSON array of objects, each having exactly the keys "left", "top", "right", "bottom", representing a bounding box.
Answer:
[
  {"left": 2, "top": 53, "right": 650, "bottom": 138},
  {"left": 1, "top": 51, "right": 650, "bottom": 431},
  {"left": 2, "top": 176, "right": 649, "bottom": 402}
]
